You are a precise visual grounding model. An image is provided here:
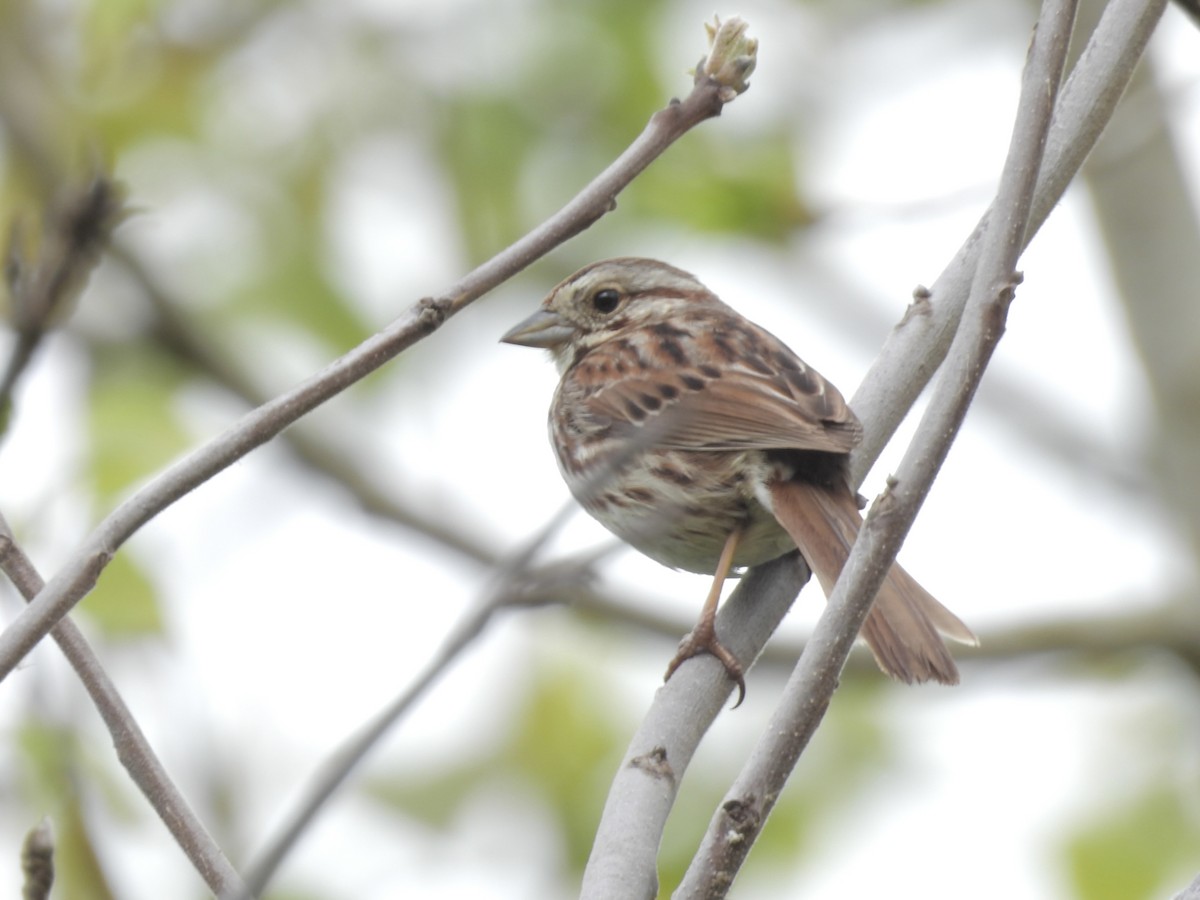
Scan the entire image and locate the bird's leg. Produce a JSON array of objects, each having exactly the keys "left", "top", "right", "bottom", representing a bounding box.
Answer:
[{"left": 664, "top": 527, "right": 746, "bottom": 706}]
